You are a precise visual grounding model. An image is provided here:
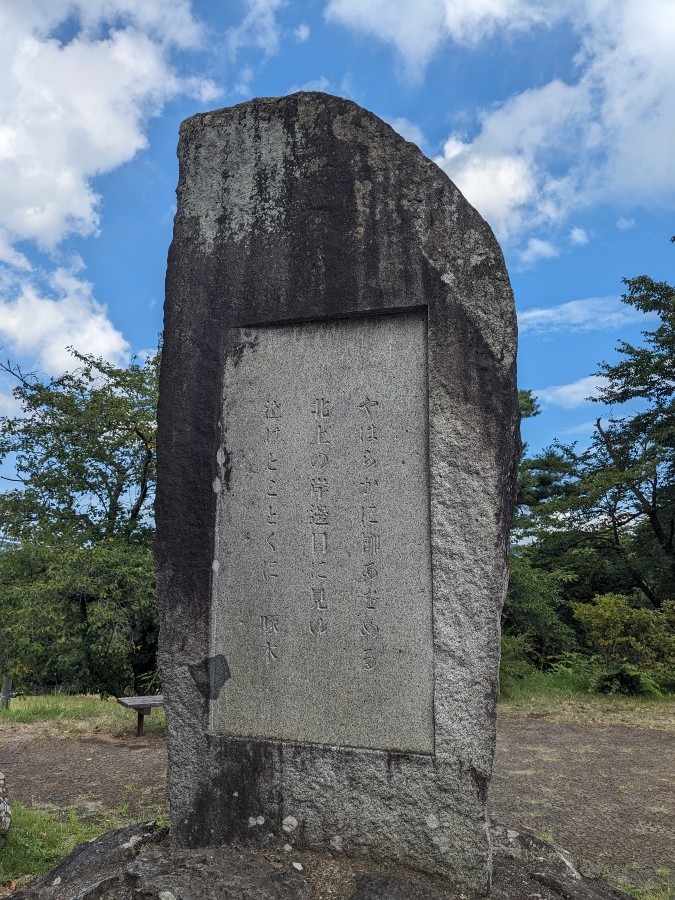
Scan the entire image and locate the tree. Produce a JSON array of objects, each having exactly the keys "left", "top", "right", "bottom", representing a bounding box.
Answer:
[
  {"left": 0, "top": 348, "right": 159, "bottom": 694},
  {"left": 588, "top": 256, "right": 675, "bottom": 594},
  {"left": 502, "top": 243, "right": 675, "bottom": 694},
  {"left": 518, "top": 388, "right": 540, "bottom": 421},
  {"left": 518, "top": 245, "right": 675, "bottom": 608},
  {"left": 0, "top": 348, "right": 158, "bottom": 544},
  {"left": 501, "top": 388, "right": 579, "bottom": 682}
]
